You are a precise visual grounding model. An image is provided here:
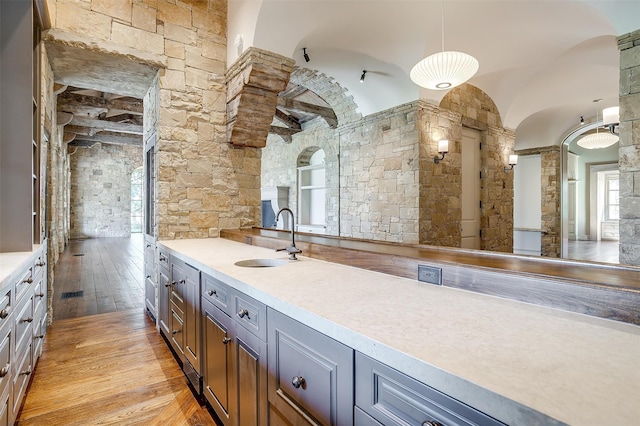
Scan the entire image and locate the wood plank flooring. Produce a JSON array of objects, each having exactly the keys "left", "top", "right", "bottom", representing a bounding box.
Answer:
[
  {"left": 53, "top": 235, "right": 146, "bottom": 320},
  {"left": 17, "top": 235, "right": 217, "bottom": 425}
]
